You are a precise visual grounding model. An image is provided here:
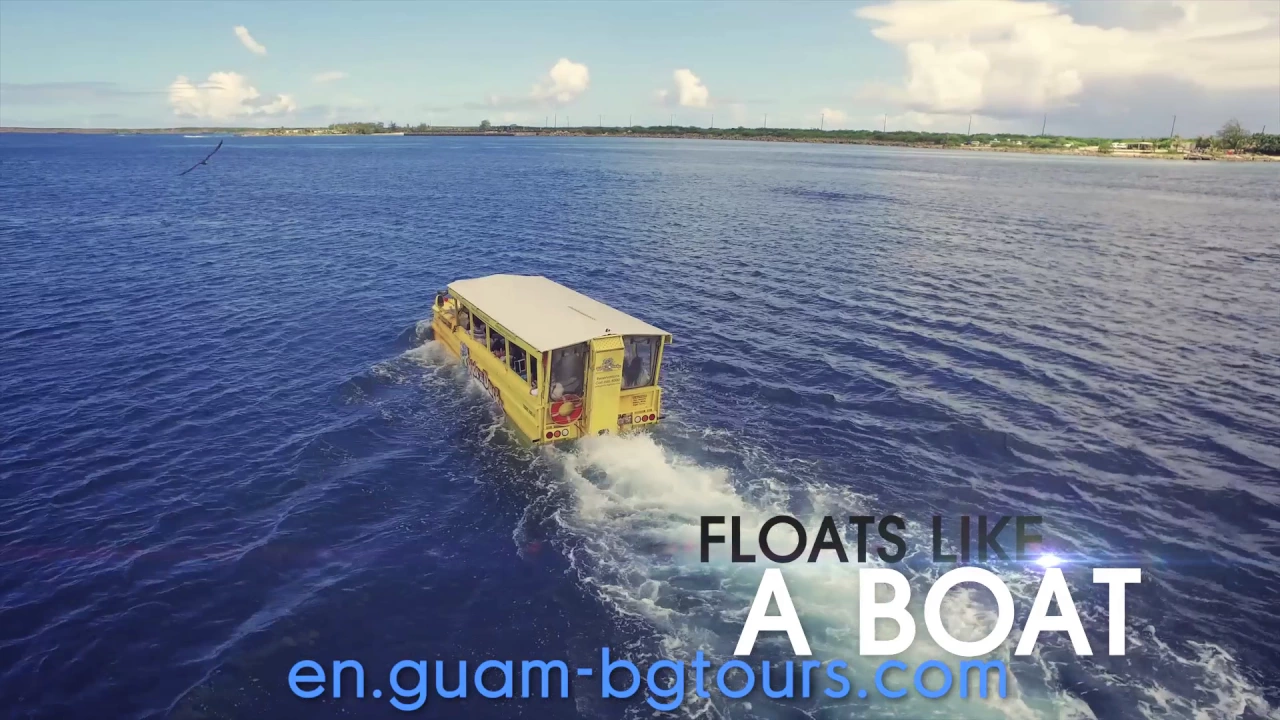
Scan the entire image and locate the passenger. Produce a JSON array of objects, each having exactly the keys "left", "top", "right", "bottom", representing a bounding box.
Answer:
[
  {"left": 552, "top": 349, "right": 584, "bottom": 396},
  {"left": 623, "top": 353, "right": 644, "bottom": 387}
]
